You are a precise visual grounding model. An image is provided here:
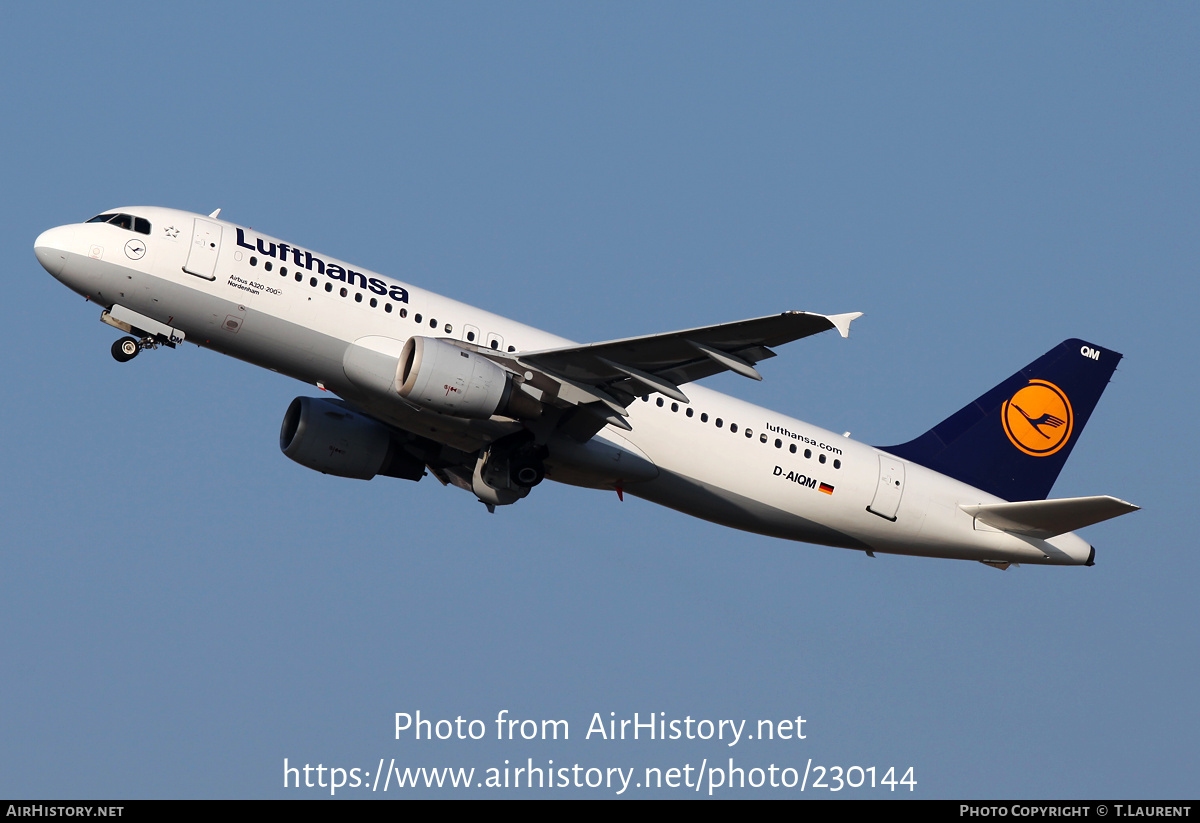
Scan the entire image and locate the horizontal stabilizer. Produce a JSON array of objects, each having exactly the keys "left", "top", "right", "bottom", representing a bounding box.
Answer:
[{"left": 961, "top": 495, "right": 1139, "bottom": 539}]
